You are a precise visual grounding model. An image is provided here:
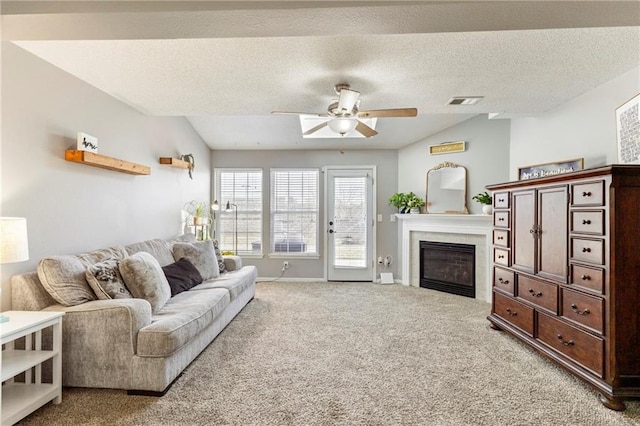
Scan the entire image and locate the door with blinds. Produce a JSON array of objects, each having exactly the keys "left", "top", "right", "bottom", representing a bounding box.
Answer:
[{"left": 326, "top": 167, "right": 375, "bottom": 281}]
